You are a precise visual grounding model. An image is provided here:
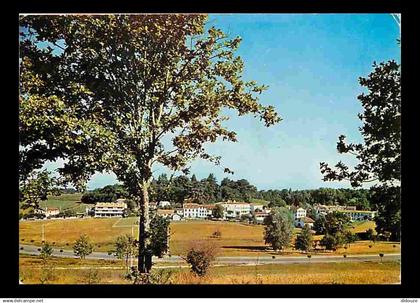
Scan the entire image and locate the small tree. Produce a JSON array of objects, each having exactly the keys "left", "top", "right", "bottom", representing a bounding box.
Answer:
[
  {"left": 263, "top": 207, "right": 294, "bottom": 251},
  {"left": 366, "top": 228, "right": 375, "bottom": 241},
  {"left": 212, "top": 204, "right": 225, "bottom": 219},
  {"left": 113, "top": 234, "right": 137, "bottom": 272},
  {"left": 38, "top": 242, "right": 55, "bottom": 284},
  {"left": 149, "top": 215, "right": 170, "bottom": 258},
  {"left": 343, "top": 230, "right": 357, "bottom": 248},
  {"left": 320, "top": 234, "right": 339, "bottom": 251},
  {"left": 294, "top": 224, "right": 313, "bottom": 253},
  {"left": 73, "top": 234, "right": 94, "bottom": 259},
  {"left": 40, "top": 242, "right": 53, "bottom": 263},
  {"left": 211, "top": 230, "right": 222, "bottom": 239},
  {"left": 185, "top": 241, "right": 218, "bottom": 277},
  {"left": 313, "top": 215, "right": 327, "bottom": 235}
]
